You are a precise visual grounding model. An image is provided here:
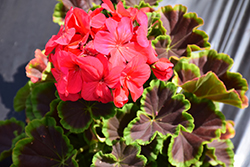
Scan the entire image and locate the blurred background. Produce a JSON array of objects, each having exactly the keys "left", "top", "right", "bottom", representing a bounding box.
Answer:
[{"left": 0, "top": 0, "right": 250, "bottom": 166}]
